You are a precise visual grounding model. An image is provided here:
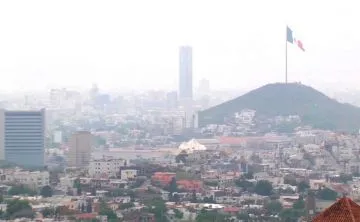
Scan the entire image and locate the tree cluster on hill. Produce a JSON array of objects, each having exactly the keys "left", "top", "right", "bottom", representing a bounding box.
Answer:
[
  {"left": 317, "top": 187, "right": 338, "bottom": 200},
  {"left": 99, "top": 200, "right": 117, "bottom": 221},
  {"left": 279, "top": 197, "right": 306, "bottom": 221},
  {"left": 40, "top": 185, "right": 53, "bottom": 197},
  {"left": 0, "top": 199, "right": 33, "bottom": 220},
  {"left": 146, "top": 198, "right": 168, "bottom": 222},
  {"left": 199, "top": 83, "right": 360, "bottom": 132},
  {"left": 254, "top": 180, "right": 273, "bottom": 196},
  {"left": 8, "top": 185, "right": 37, "bottom": 196},
  {"left": 196, "top": 209, "right": 228, "bottom": 222}
]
